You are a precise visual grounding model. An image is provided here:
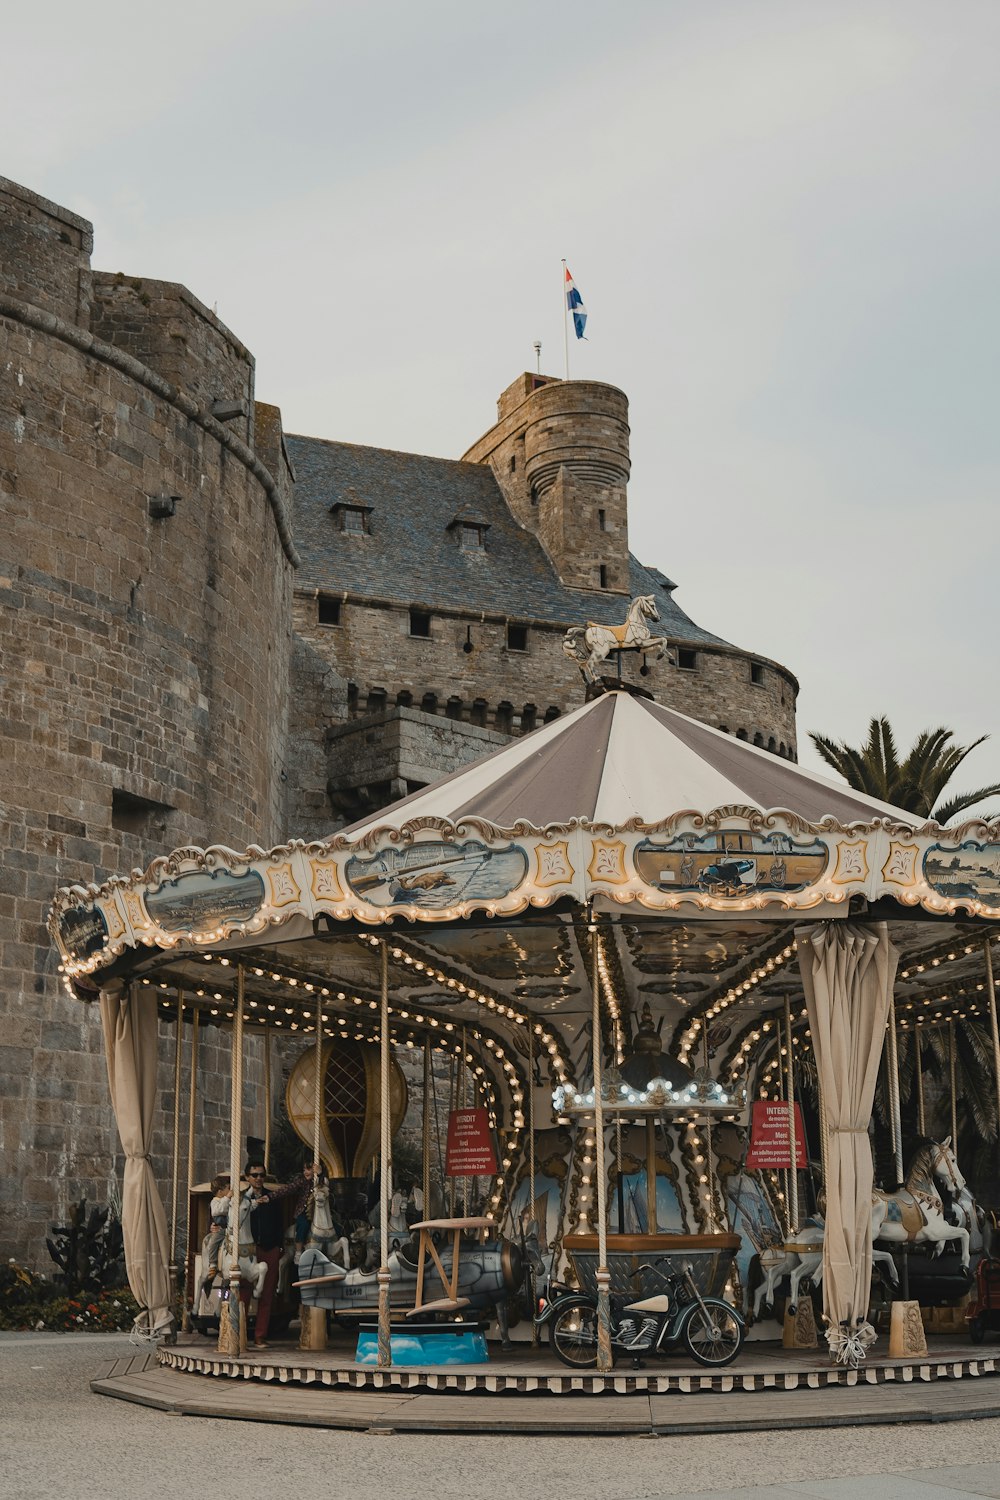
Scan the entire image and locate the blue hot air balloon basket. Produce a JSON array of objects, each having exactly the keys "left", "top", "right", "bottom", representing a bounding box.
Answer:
[{"left": 355, "top": 1321, "right": 489, "bottom": 1366}]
